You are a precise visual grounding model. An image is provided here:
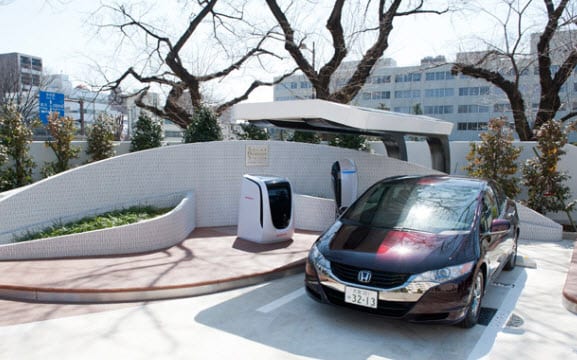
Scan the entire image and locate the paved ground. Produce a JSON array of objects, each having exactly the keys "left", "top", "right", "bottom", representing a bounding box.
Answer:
[
  {"left": 0, "top": 228, "right": 576, "bottom": 359},
  {"left": 0, "top": 227, "right": 319, "bottom": 304}
]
